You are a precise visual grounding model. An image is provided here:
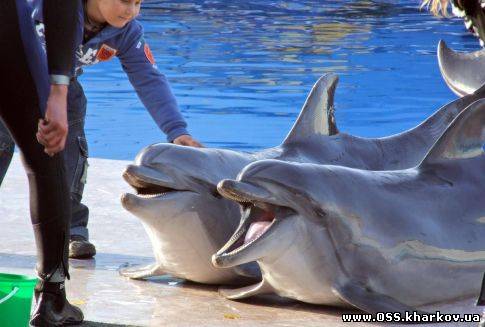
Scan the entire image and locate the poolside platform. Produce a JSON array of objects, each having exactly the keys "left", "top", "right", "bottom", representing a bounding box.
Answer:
[{"left": 0, "top": 155, "right": 480, "bottom": 326}]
